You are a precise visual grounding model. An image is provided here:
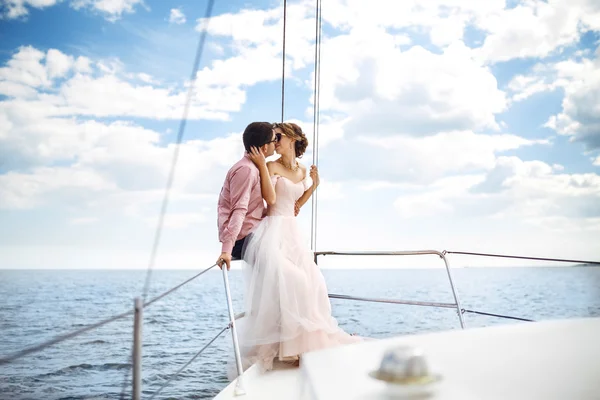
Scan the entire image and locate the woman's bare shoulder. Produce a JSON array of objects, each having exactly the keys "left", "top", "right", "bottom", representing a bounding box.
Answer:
[{"left": 267, "top": 160, "right": 281, "bottom": 174}]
